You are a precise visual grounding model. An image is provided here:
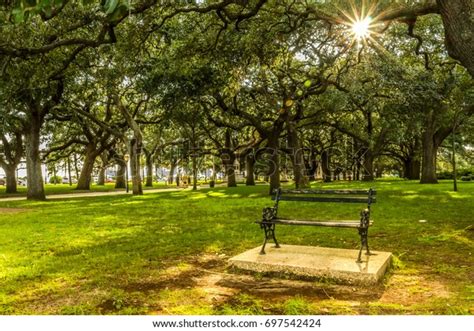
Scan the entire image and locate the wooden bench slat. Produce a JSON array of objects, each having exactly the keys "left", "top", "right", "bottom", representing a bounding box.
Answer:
[
  {"left": 274, "top": 196, "right": 376, "bottom": 203},
  {"left": 261, "top": 219, "right": 373, "bottom": 228},
  {"left": 279, "top": 189, "right": 376, "bottom": 196}
]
